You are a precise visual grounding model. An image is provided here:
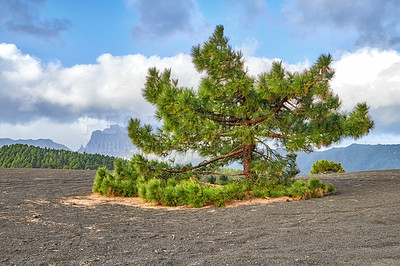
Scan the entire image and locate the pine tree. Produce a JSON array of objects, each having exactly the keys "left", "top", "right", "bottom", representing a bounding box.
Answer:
[{"left": 128, "top": 25, "right": 373, "bottom": 181}]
